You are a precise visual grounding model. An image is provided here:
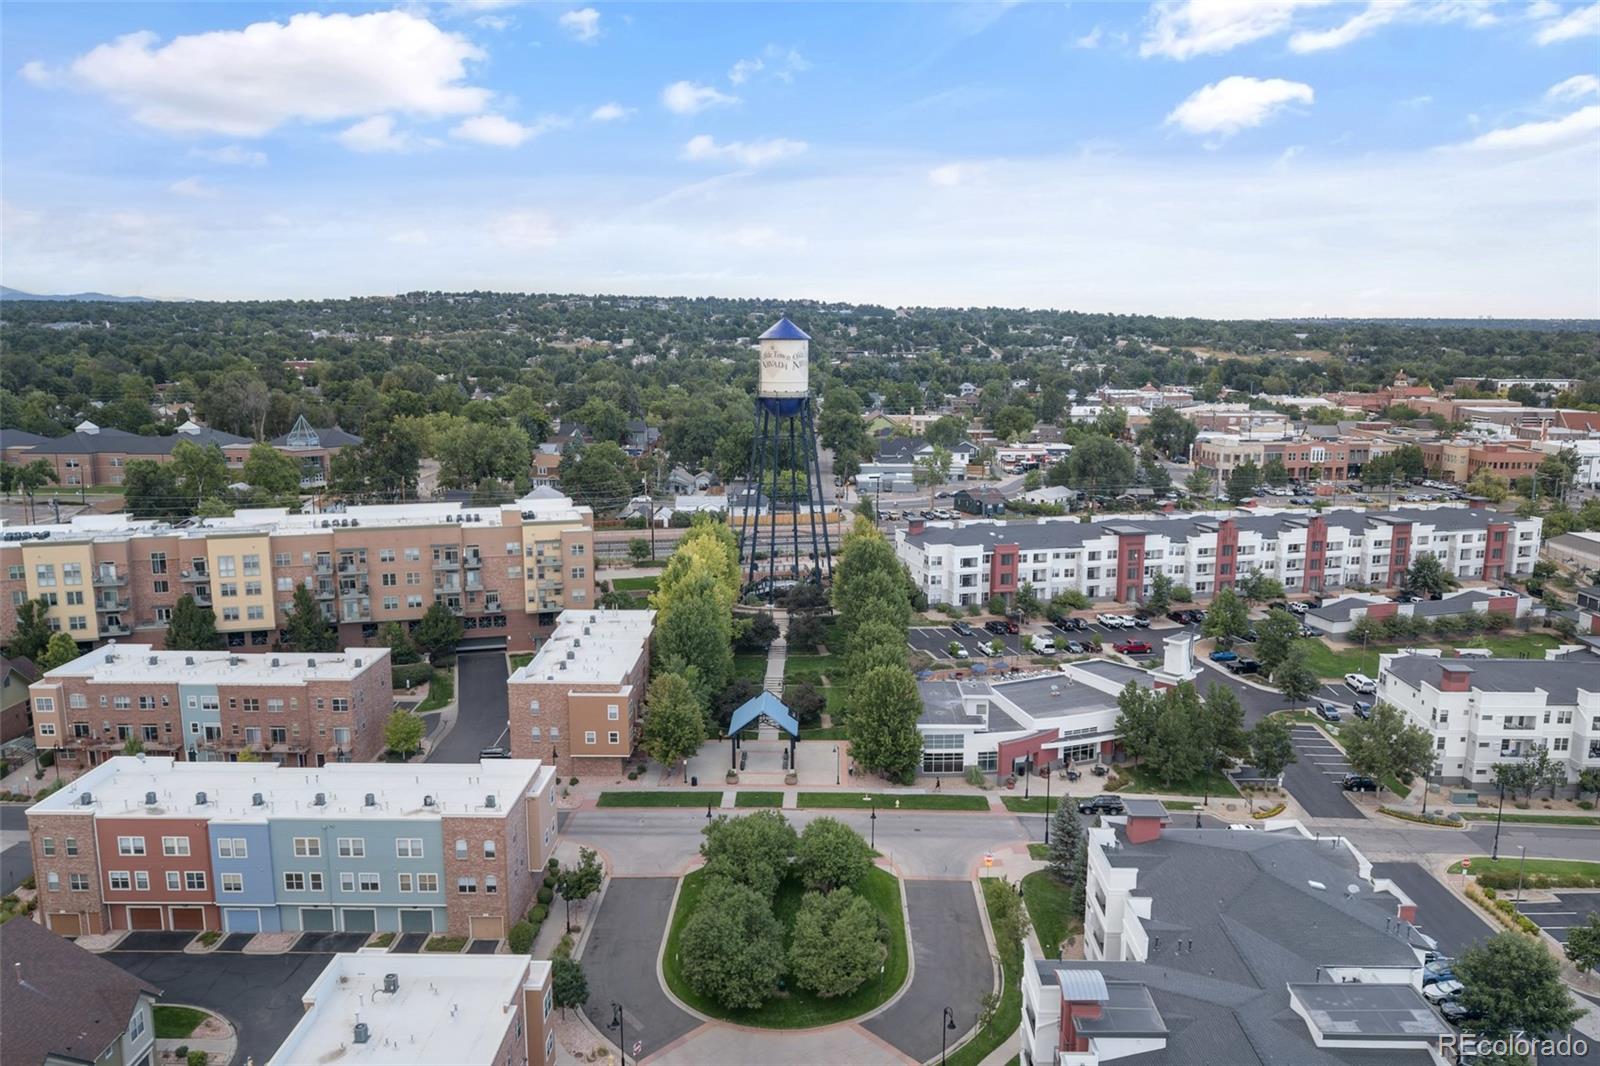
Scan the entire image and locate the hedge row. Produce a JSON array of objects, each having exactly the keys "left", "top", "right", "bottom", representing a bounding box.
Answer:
[
  {"left": 1465, "top": 883, "right": 1539, "bottom": 936},
  {"left": 392, "top": 662, "right": 434, "bottom": 688},
  {"left": 1476, "top": 870, "right": 1600, "bottom": 890}
]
